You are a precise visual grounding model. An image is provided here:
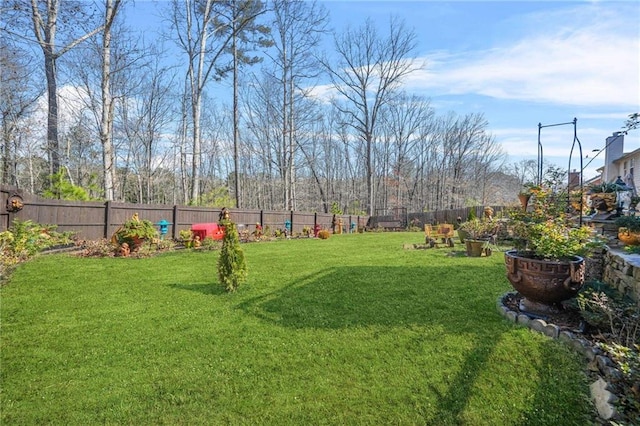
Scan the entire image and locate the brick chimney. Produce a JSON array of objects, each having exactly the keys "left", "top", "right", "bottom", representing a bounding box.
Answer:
[{"left": 603, "top": 132, "right": 624, "bottom": 182}]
